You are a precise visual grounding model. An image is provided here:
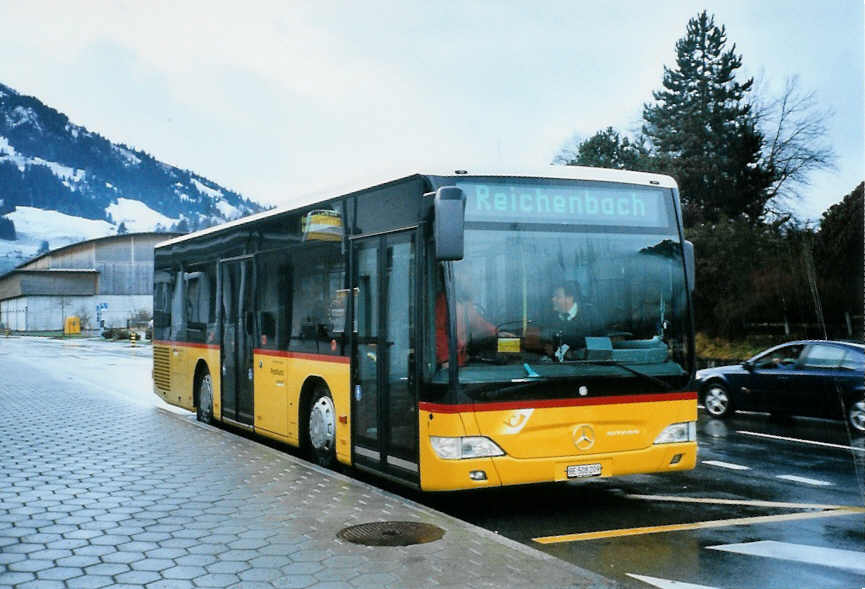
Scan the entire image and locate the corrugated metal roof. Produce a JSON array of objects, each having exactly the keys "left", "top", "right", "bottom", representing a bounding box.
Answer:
[{"left": 5, "top": 232, "right": 182, "bottom": 277}]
